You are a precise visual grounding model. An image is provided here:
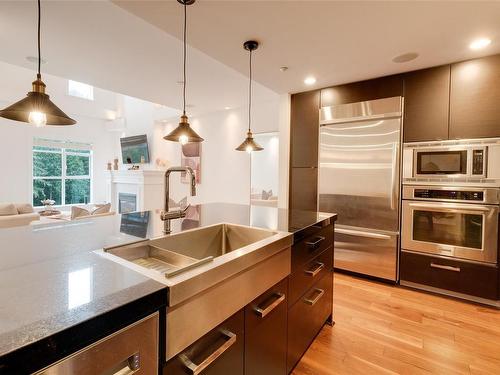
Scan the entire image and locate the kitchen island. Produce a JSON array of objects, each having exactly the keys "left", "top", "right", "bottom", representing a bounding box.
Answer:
[{"left": 0, "top": 203, "right": 336, "bottom": 374}]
